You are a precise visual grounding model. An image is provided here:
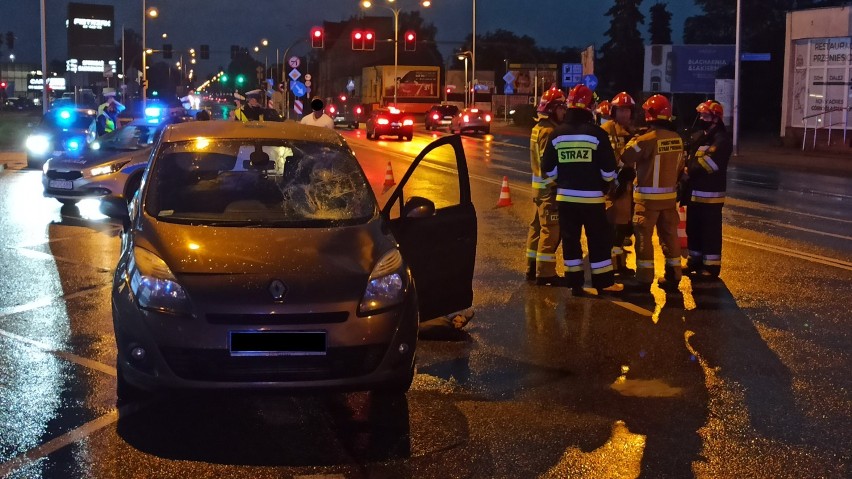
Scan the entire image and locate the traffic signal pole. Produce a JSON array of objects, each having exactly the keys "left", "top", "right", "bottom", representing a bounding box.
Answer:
[{"left": 40, "top": 0, "right": 48, "bottom": 114}]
